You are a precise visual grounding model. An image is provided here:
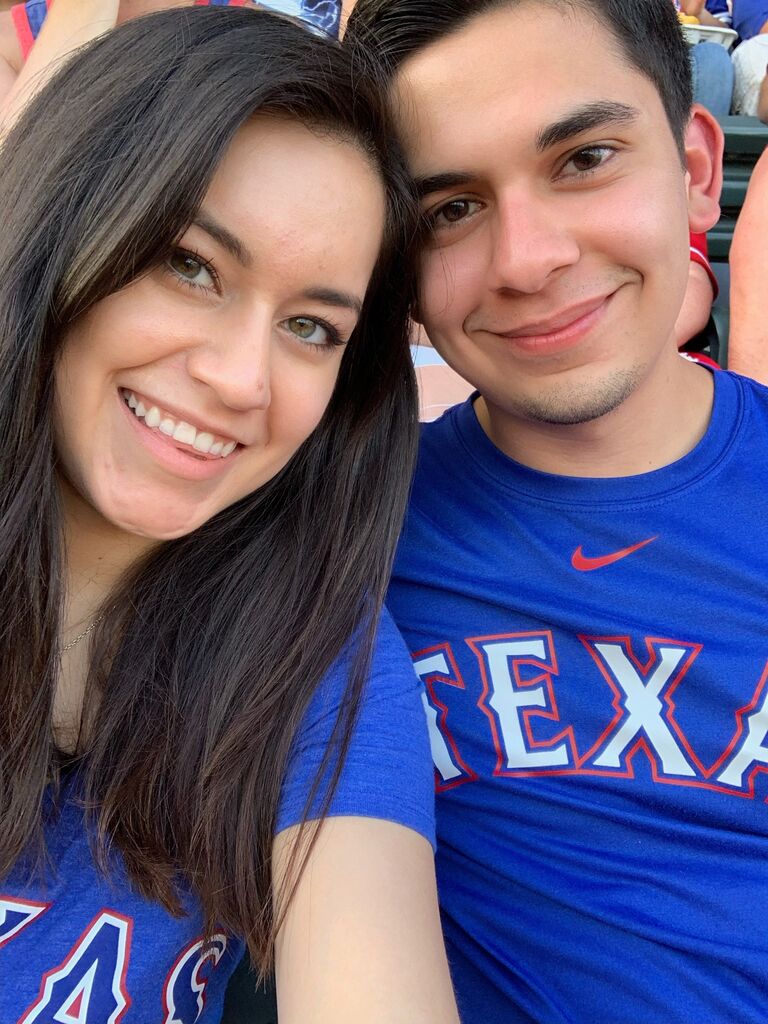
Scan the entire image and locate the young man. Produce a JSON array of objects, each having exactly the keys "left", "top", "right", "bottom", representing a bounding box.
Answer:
[{"left": 347, "top": 2, "right": 768, "bottom": 1021}]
